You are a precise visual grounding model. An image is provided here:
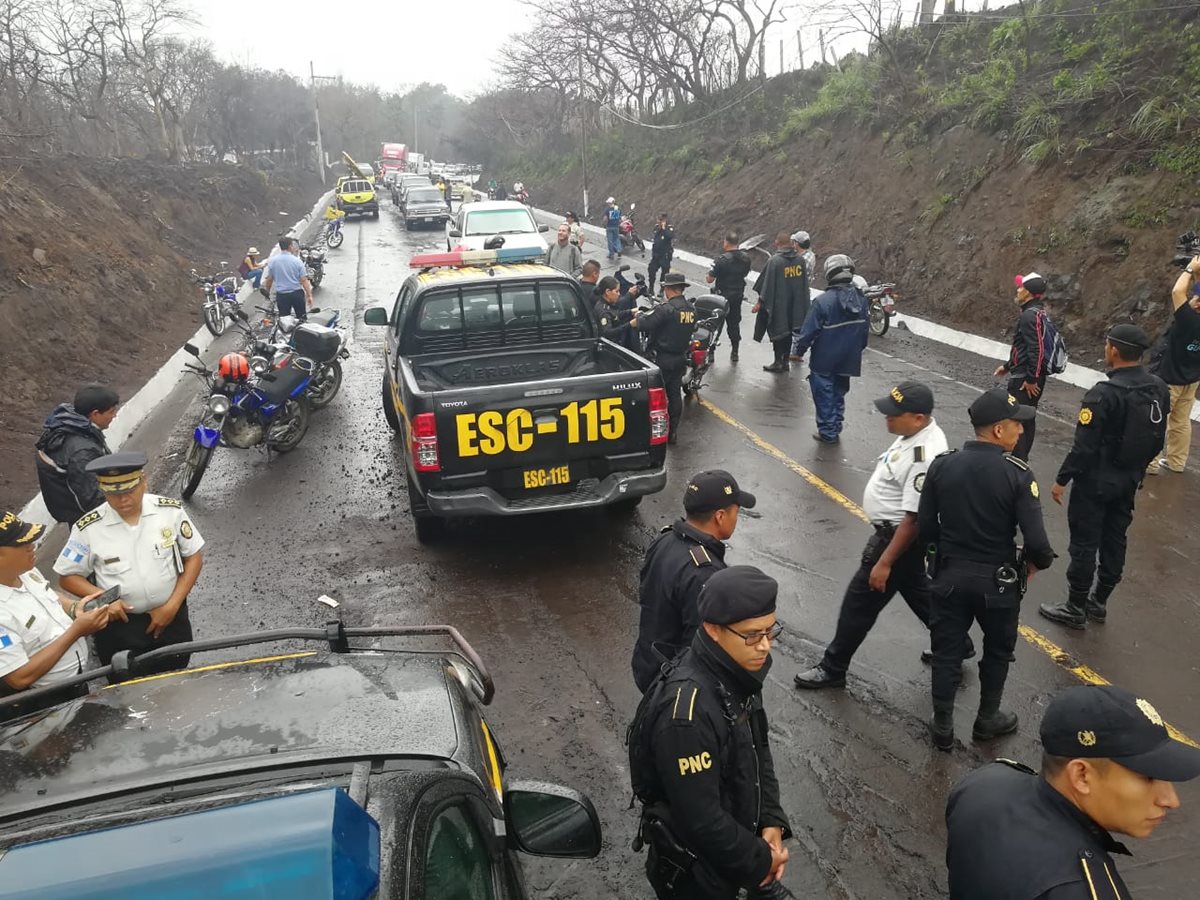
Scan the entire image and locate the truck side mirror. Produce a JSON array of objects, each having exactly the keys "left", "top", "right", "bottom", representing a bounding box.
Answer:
[
  {"left": 363, "top": 306, "right": 389, "bottom": 327},
  {"left": 504, "top": 781, "right": 601, "bottom": 859}
]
